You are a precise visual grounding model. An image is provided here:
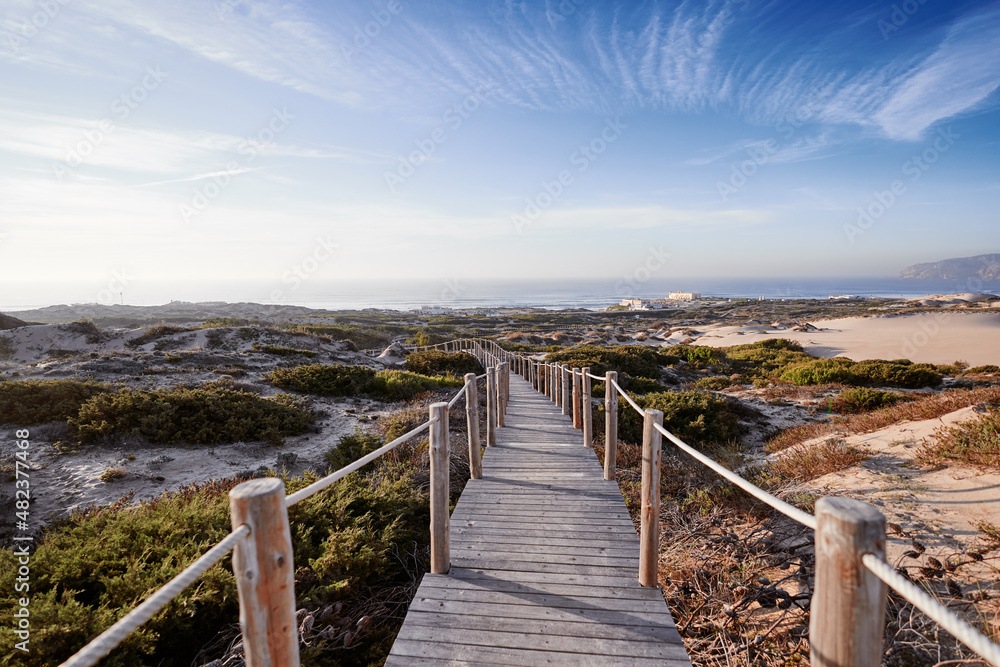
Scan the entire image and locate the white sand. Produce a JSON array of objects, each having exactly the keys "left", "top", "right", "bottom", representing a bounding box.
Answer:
[{"left": 693, "top": 313, "right": 1000, "bottom": 367}]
